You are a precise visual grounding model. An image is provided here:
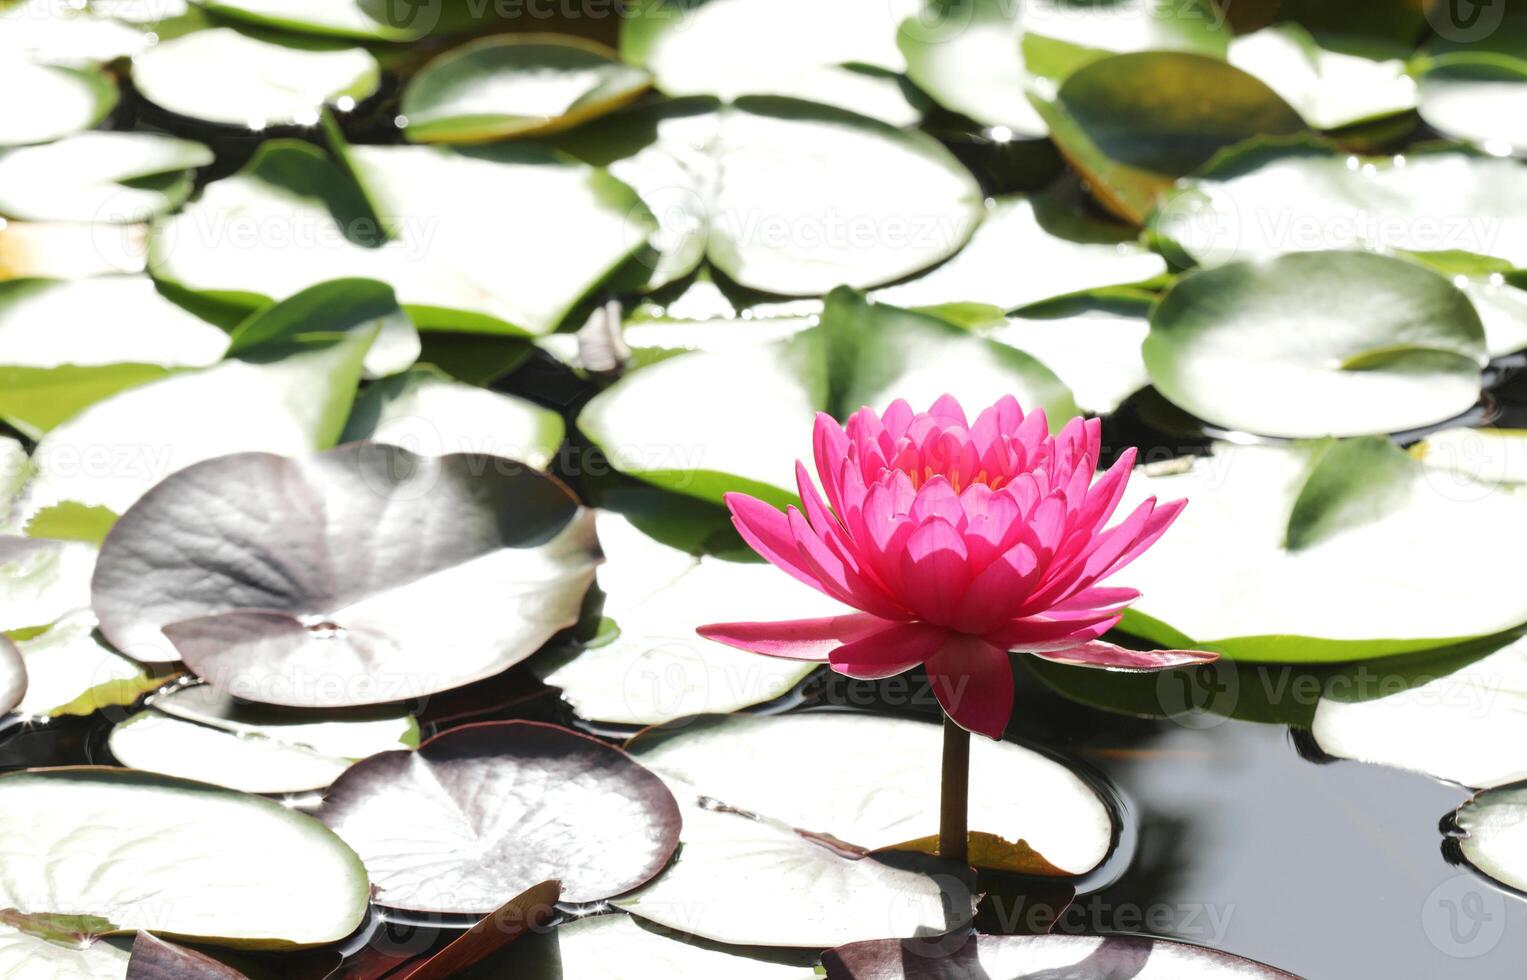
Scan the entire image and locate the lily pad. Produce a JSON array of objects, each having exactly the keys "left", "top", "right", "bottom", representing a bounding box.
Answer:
[
  {"left": 0, "top": 277, "right": 229, "bottom": 437},
  {"left": 0, "top": 924, "right": 129, "bottom": 979},
  {"left": 25, "top": 281, "right": 378, "bottom": 515},
  {"left": 1143, "top": 250, "right": 1486, "bottom": 438},
  {"left": 13, "top": 611, "right": 173, "bottom": 719},
  {"left": 579, "top": 288, "right": 1075, "bottom": 506},
  {"left": 513, "top": 914, "right": 820, "bottom": 978},
  {"left": 339, "top": 367, "right": 565, "bottom": 468},
  {"left": 627, "top": 712, "right": 1112, "bottom": 876},
  {"left": 1115, "top": 439, "right": 1527, "bottom": 661},
  {"left": 126, "top": 932, "right": 246, "bottom": 979},
  {"left": 0, "top": 635, "right": 23, "bottom": 716},
  {"left": 536, "top": 512, "right": 844, "bottom": 725},
  {"left": 1034, "top": 51, "right": 1306, "bottom": 222},
  {"left": 403, "top": 35, "right": 651, "bottom": 142},
  {"left": 0, "top": 767, "right": 369, "bottom": 946},
  {"left": 1454, "top": 782, "right": 1527, "bottom": 894},
  {"left": 823, "top": 934, "right": 1299, "bottom": 979},
  {"left": 871, "top": 193, "right": 1167, "bottom": 316},
  {"left": 0, "top": 133, "right": 212, "bottom": 223},
  {"left": 1152, "top": 146, "right": 1527, "bottom": 268},
  {"left": 319, "top": 721, "right": 682, "bottom": 913},
  {"left": 622, "top": 0, "right": 921, "bottom": 124},
  {"left": 0, "top": 220, "right": 147, "bottom": 280},
  {"left": 0, "top": 61, "right": 117, "bottom": 146},
  {"left": 196, "top": 0, "right": 459, "bottom": 41},
  {"left": 0, "top": 0, "right": 149, "bottom": 65},
  {"left": 1415, "top": 427, "right": 1527, "bottom": 487},
  {"left": 1418, "top": 59, "right": 1527, "bottom": 158},
  {"left": 555, "top": 98, "right": 982, "bottom": 295},
  {"left": 131, "top": 27, "right": 381, "bottom": 129},
  {"left": 1227, "top": 24, "right": 1415, "bottom": 130},
  {"left": 0, "top": 536, "right": 96, "bottom": 634},
  {"left": 985, "top": 301, "right": 1151, "bottom": 415},
  {"left": 1312, "top": 631, "right": 1527, "bottom": 789},
  {"left": 109, "top": 684, "right": 417, "bottom": 793},
  {"left": 151, "top": 139, "right": 652, "bottom": 336},
  {"left": 91, "top": 443, "right": 599, "bottom": 703}
]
